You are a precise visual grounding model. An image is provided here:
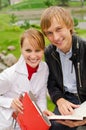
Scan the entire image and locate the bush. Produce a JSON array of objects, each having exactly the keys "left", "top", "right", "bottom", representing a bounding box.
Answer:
[
  {"left": 20, "top": 20, "right": 31, "bottom": 29},
  {"left": 73, "top": 17, "right": 79, "bottom": 27},
  {"left": 44, "top": 0, "right": 53, "bottom": 7},
  {"left": 9, "top": 13, "right": 17, "bottom": 24}
]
